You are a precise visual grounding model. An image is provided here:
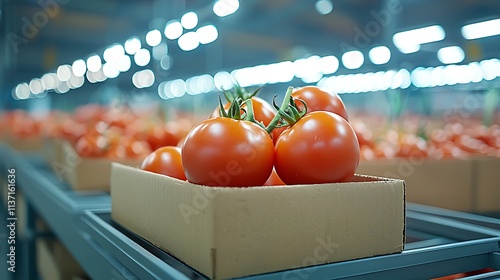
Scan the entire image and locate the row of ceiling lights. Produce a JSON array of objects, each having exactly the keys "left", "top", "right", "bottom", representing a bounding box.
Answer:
[
  {"left": 12, "top": 0, "right": 238, "bottom": 100},
  {"left": 155, "top": 58, "right": 500, "bottom": 100},
  {"left": 16, "top": 56, "right": 499, "bottom": 101},
  {"left": 11, "top": 6, "right": 499, "bottom": 100}
]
